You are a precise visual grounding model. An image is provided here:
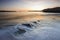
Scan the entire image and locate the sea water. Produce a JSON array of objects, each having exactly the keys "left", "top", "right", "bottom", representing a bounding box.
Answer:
[{"left": 0, "top": 12, "right": 60, "bottom": 40}]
